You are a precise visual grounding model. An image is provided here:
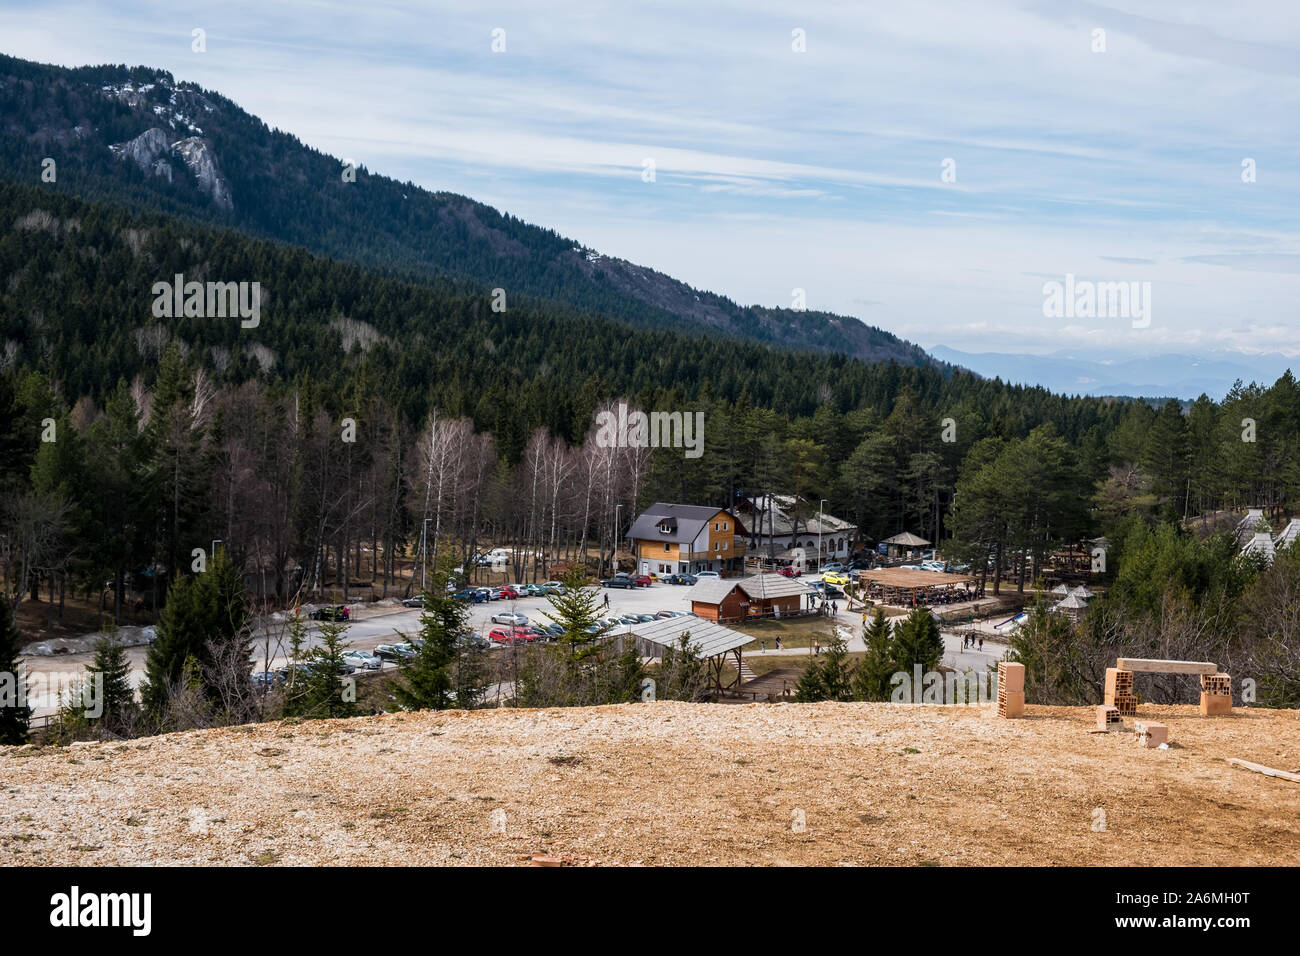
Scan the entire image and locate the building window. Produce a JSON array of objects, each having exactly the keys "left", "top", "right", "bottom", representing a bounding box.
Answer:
[{"left": 664, "top": 543, "right": 671, "bottom": 552}]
